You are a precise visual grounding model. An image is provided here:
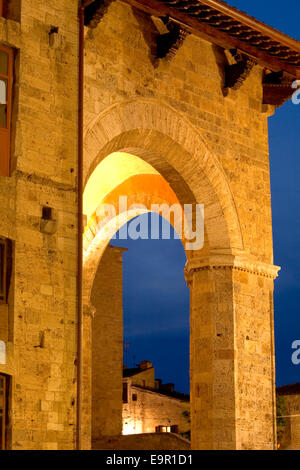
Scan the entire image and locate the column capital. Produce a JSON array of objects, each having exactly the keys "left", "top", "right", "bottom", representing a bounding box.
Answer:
[
  {"left": 83, "top": 303, "right": 96, "bottom": 318},
  {"left": 185, "top": 253, "right": 281, "bottom": 280}
]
